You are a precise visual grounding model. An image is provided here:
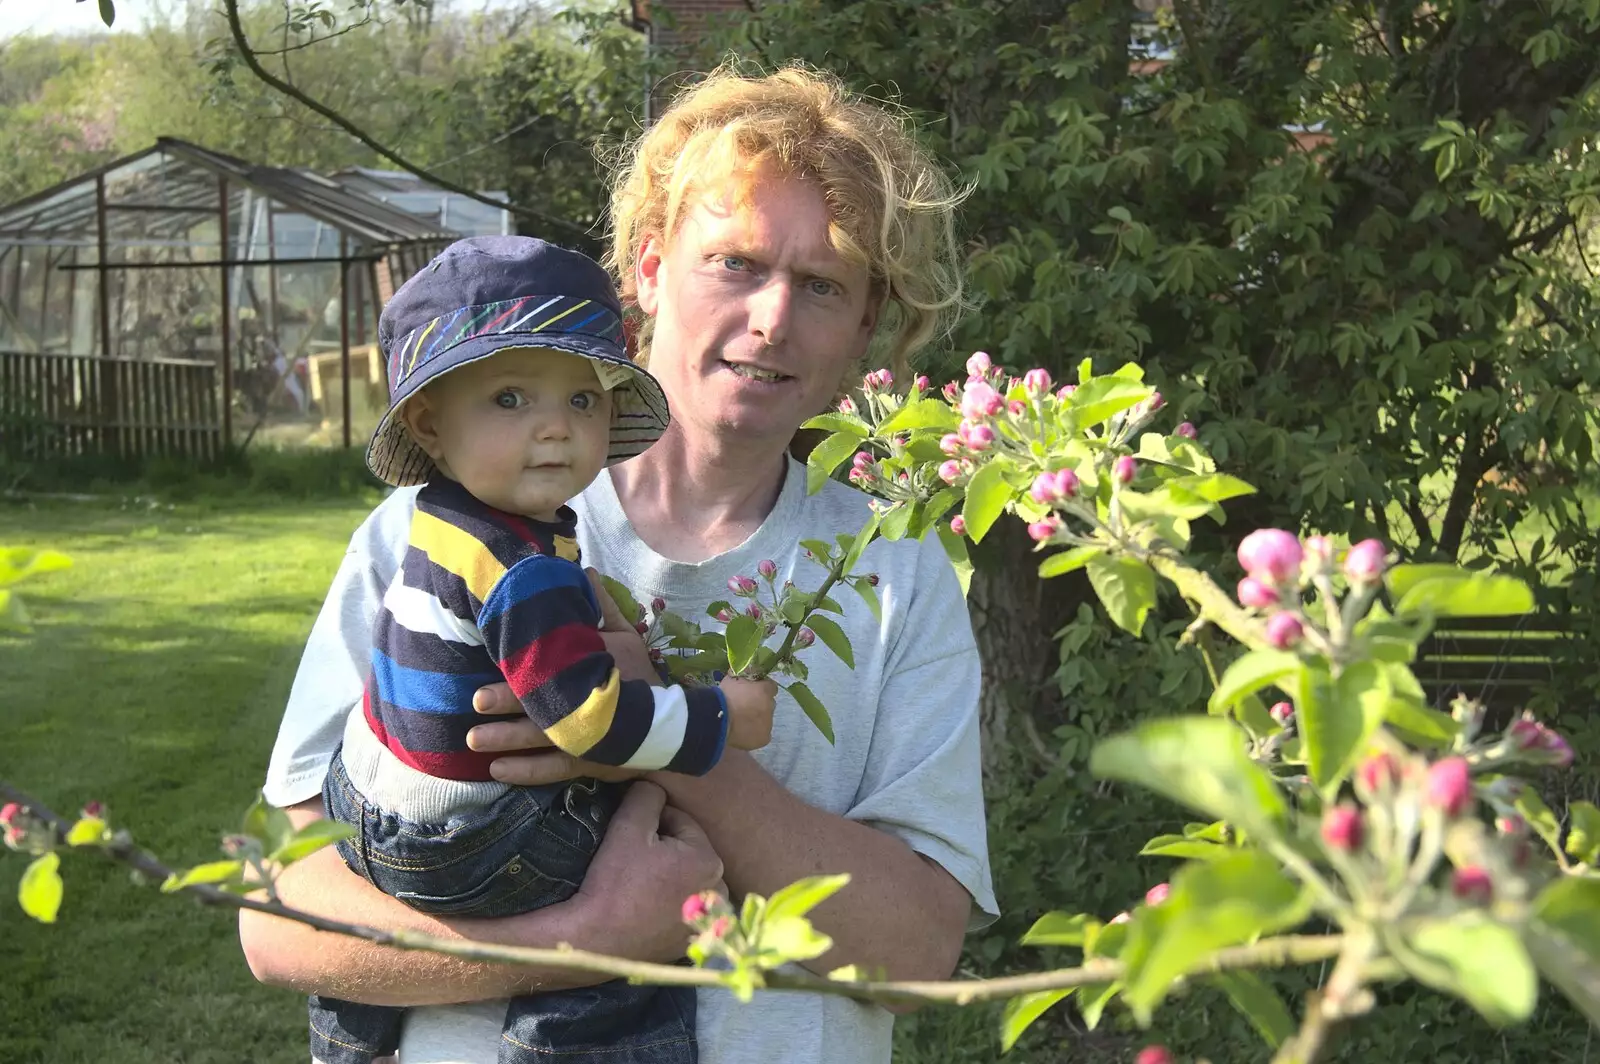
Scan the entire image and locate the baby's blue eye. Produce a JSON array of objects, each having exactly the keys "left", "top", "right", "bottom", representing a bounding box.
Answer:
[
  {"left": 494, "top": 390, "right": 523, "bottom": 409},
  {"left": 570, "top": 391, "right": 598, "bottom": 412}
]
